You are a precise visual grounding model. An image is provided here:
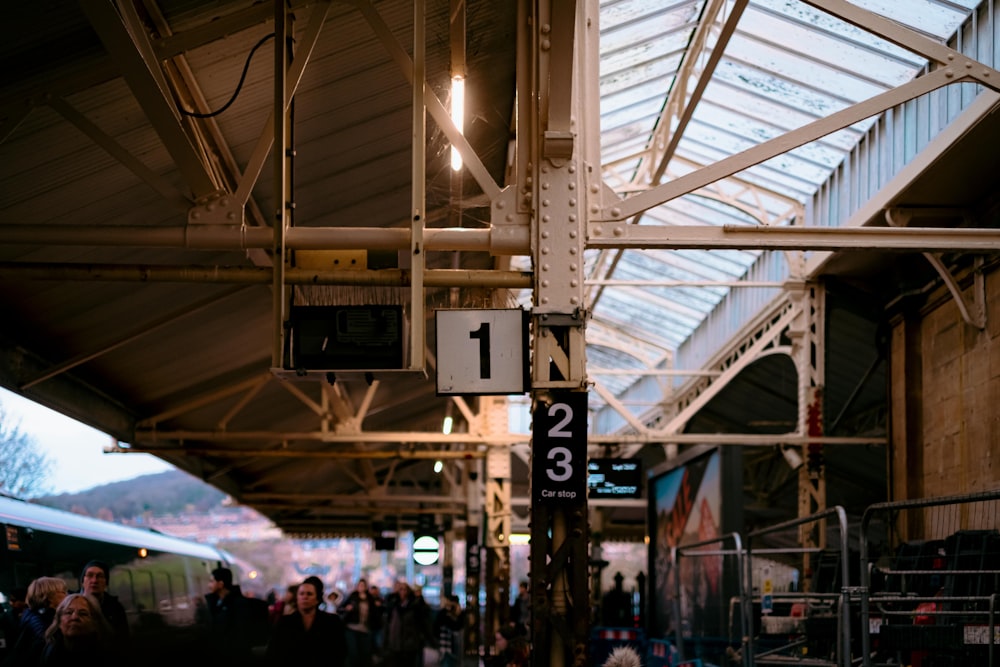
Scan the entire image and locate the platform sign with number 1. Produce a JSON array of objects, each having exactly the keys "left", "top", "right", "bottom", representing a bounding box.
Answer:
[
  {"left": 435, "top": 309, "right": 528, "bottom": 395},
  {"left": 532, "top": 391, "right": 588, "bottom": 505}
]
